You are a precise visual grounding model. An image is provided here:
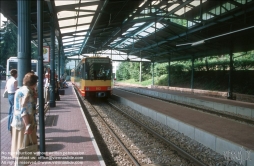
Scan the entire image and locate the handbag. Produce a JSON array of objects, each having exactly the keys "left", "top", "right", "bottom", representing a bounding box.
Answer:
[
  {"left": 15, "top": 134, "right": 38, "bottom": 165},
  {"left": 3, "top": 89, "right": 8, "bottom": 98}
]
